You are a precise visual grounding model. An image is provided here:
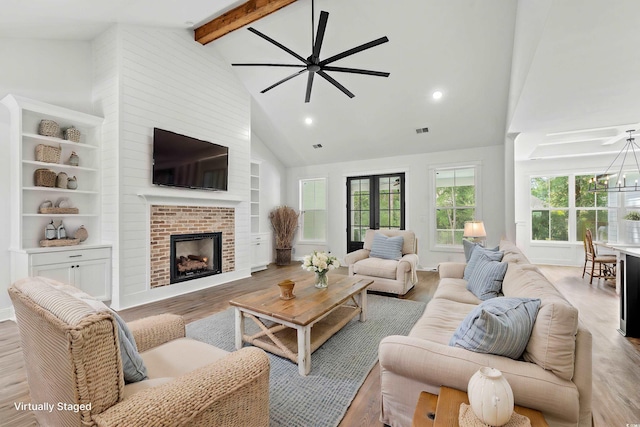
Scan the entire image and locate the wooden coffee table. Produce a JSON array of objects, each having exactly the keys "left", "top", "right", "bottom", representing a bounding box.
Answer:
[
  {"left": 412, "top": 387, "right": 548, "bottom": 427},
  {"left": 229, "top": 275, "right": 373, "bottom": 375}
]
